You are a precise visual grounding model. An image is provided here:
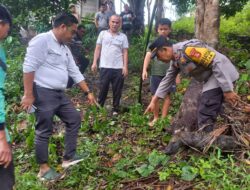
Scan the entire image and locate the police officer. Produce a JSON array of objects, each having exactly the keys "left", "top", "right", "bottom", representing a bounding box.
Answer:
[{"left": 145, "top": 36, "right": 240, "bottom": 154}]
